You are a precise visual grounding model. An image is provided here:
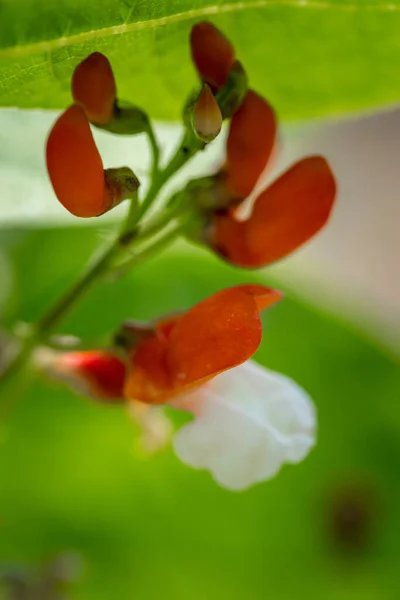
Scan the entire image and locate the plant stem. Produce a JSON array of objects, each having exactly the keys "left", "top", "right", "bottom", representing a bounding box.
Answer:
[
  {"left": 146, "top": 122, "right": 160, "bottom": 179},
  {"left": 136, "top": 129, "right": 203, "bottom": 221}
]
